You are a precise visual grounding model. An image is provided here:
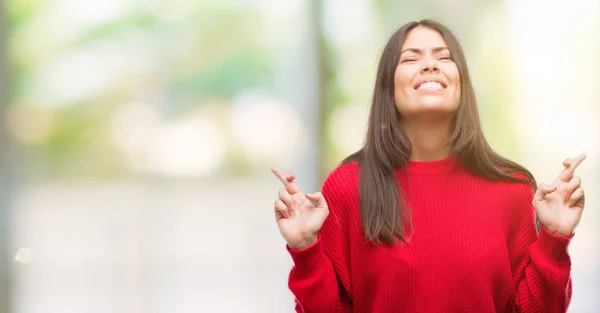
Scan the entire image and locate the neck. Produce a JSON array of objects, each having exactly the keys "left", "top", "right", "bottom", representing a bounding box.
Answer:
[{"left": 403, "top": 118, "right": 453, "bottom": 162}]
